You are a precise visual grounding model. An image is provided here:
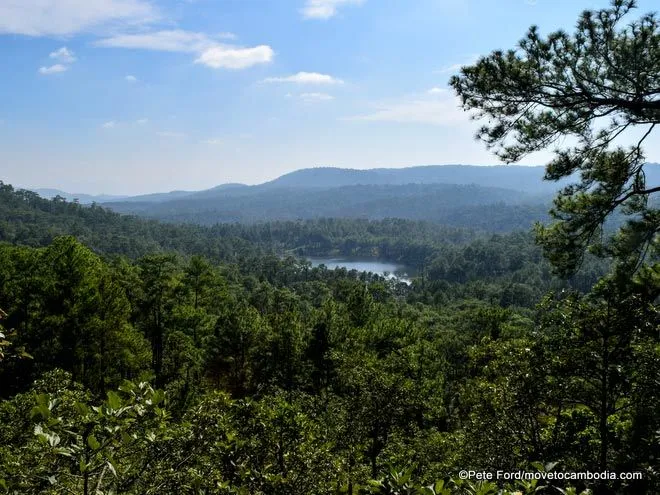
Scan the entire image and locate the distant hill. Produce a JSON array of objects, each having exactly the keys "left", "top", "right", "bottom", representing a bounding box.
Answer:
[
  {"left": 104, "top": 182, "right": 550, "bottom": 230},
  {"left": 33, "top": 189, "right": 129, "bottom": 204},
  {"left": 29, "top": 184, "right": 251, "bottom": 204},
  {"left": 28, "top": 163, "right": 660, "bottom": 204},
  {"left": 28, "top": 165, "right": 565, "bottom": 204},
  {"left": 186, "top": 183, "right": 250, "bottom": 199},
  {"left": 24, "top": 163, "right": 660, "bottom": 231},
  {"left": 96, "top": 165, "right": 566, "bottom": 228},
  {"left": 118, "top": 190, "right": 197, "bottom": 203},
  {"left": 262, "top": 165, "right": 564, "bottom": 194}
]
